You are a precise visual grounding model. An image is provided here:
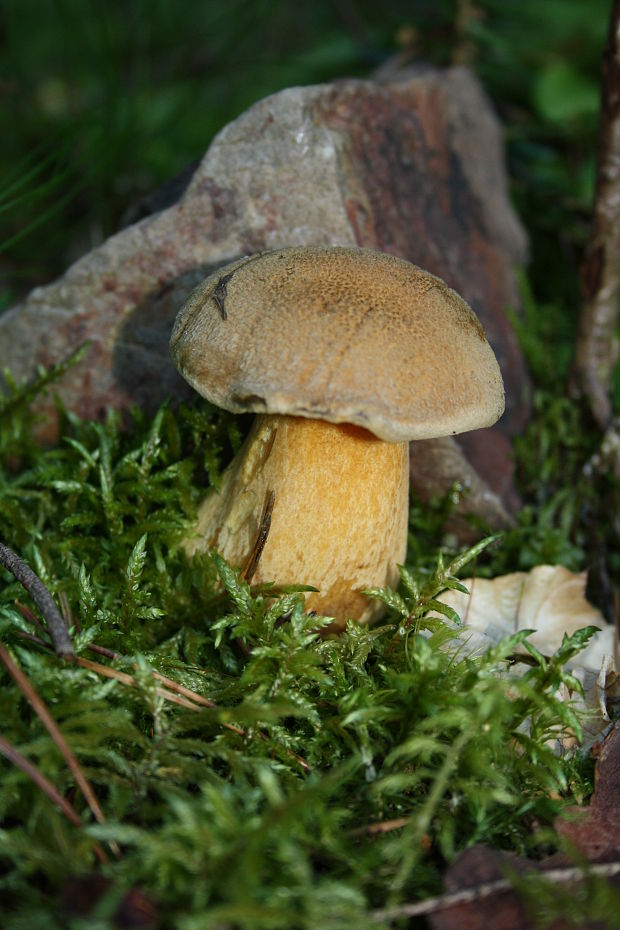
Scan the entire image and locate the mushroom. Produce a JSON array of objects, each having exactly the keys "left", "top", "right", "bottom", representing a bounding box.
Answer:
[{"left": 170, "top": 246, "right": 504, "bottom": 625}]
